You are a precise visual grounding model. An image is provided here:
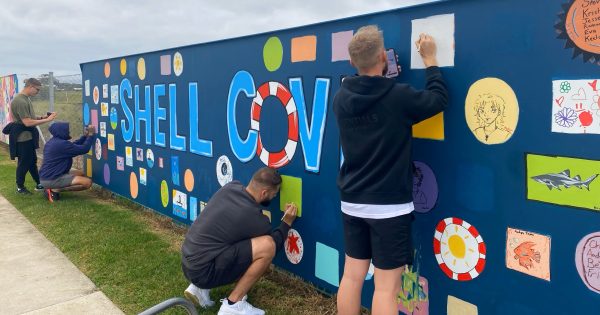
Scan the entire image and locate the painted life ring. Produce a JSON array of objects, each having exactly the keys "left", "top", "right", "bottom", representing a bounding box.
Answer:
[
  {"left": 433, "top": 217, "right": 486, "bottom": 281},
  {"left": 251, "top": 81, "right": 298, "bottom": 168}
]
